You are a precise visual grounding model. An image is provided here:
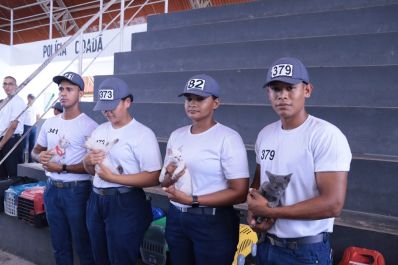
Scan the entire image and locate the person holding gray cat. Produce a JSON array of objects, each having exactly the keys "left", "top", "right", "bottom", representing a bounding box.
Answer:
[
  {"left": 247, "top": 57, "right": 352, "bottom": 265},
  {"left": 162, "top": 74, "right": 249, "bottom": 265}
]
